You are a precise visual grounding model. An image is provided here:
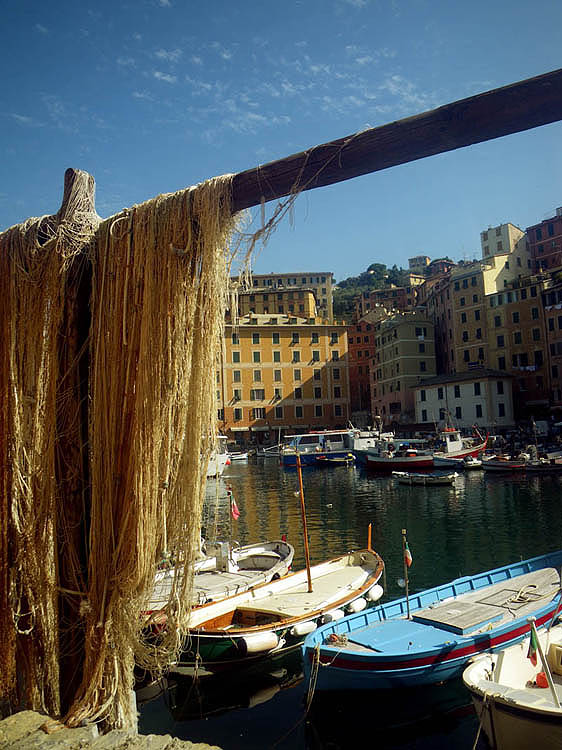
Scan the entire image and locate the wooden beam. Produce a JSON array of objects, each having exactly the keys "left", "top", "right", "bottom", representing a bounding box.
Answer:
[{"left": 231, "top": 68, "right": 562, "bottom": 212}]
